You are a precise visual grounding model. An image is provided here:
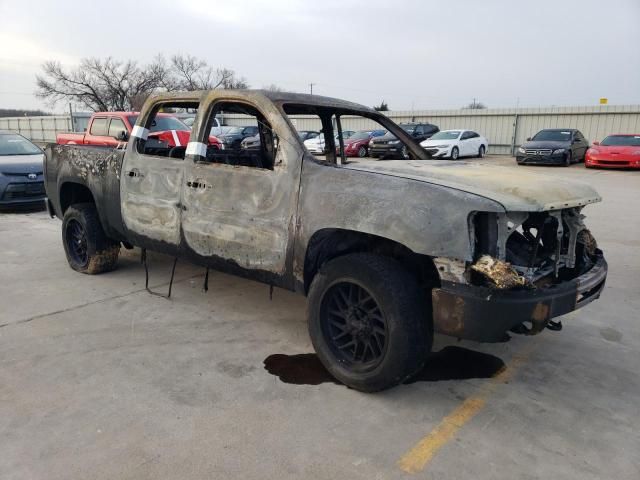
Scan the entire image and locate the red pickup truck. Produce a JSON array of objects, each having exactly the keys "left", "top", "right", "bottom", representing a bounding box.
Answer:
[{"left": 56, "top": 111, "right": 222, "bottom": 149}]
